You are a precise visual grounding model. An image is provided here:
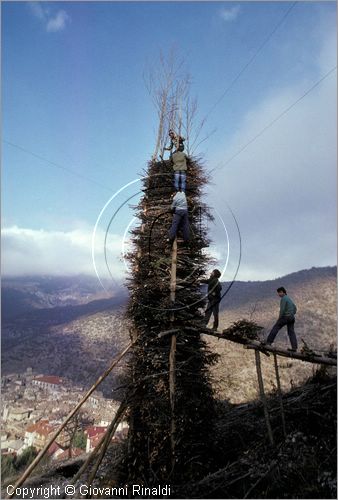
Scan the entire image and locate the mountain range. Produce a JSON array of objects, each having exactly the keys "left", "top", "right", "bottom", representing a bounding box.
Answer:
[{"left": 1, "top": 266, "right": 336, "bottom": 400}]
